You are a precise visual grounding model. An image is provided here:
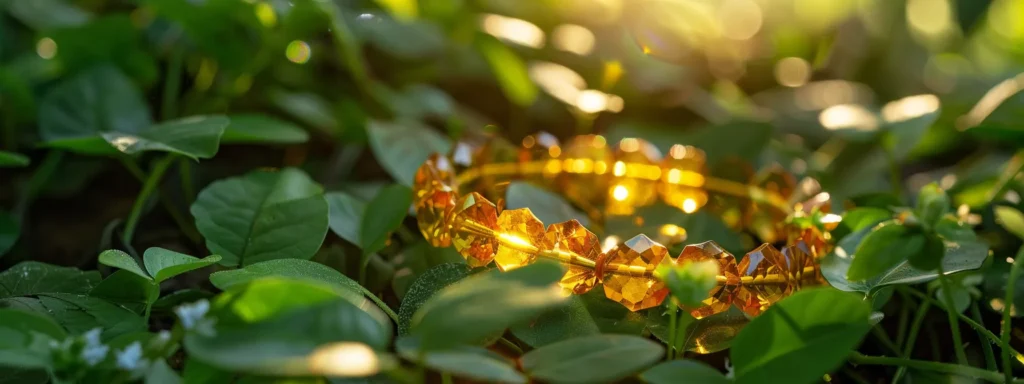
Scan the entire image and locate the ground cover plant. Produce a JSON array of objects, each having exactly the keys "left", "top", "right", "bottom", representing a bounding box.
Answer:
[{"left": 1, "top": 0, "right": 1024, "bottom": 383}]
